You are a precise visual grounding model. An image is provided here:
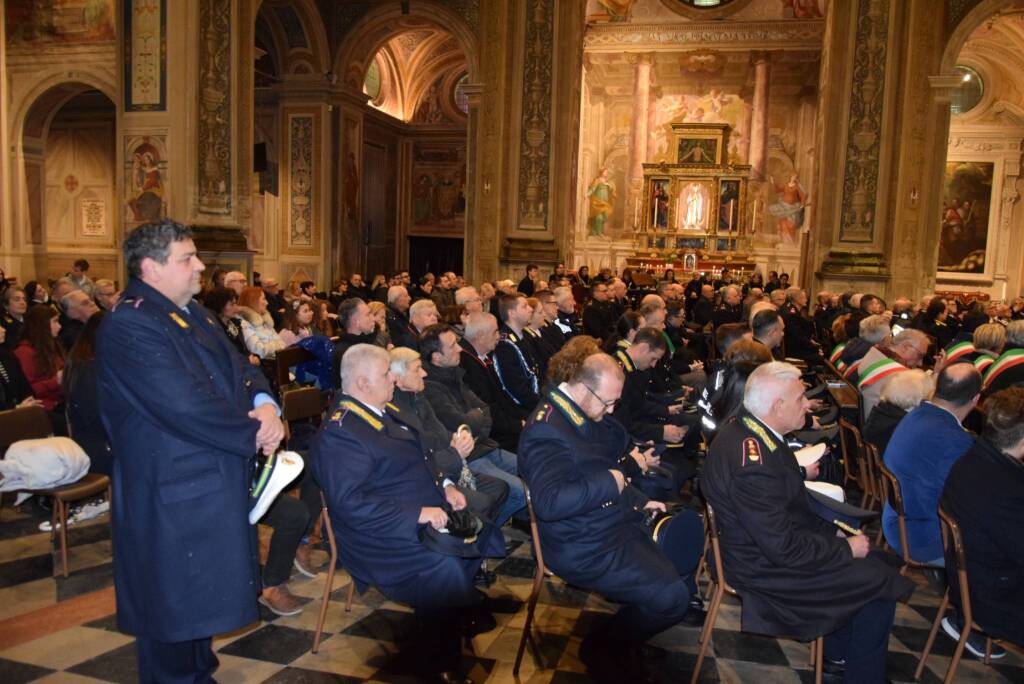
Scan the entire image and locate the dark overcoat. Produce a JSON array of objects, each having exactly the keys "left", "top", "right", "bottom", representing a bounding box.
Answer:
[
  {"left": 702, "top": 411, "right": 915, "bottom": 640},
  {"left": 97, "top": 278, "right": 269, "bottom": 642},
  {"left": 310, "top": 394, "right": 503, "bottom": 609}
]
